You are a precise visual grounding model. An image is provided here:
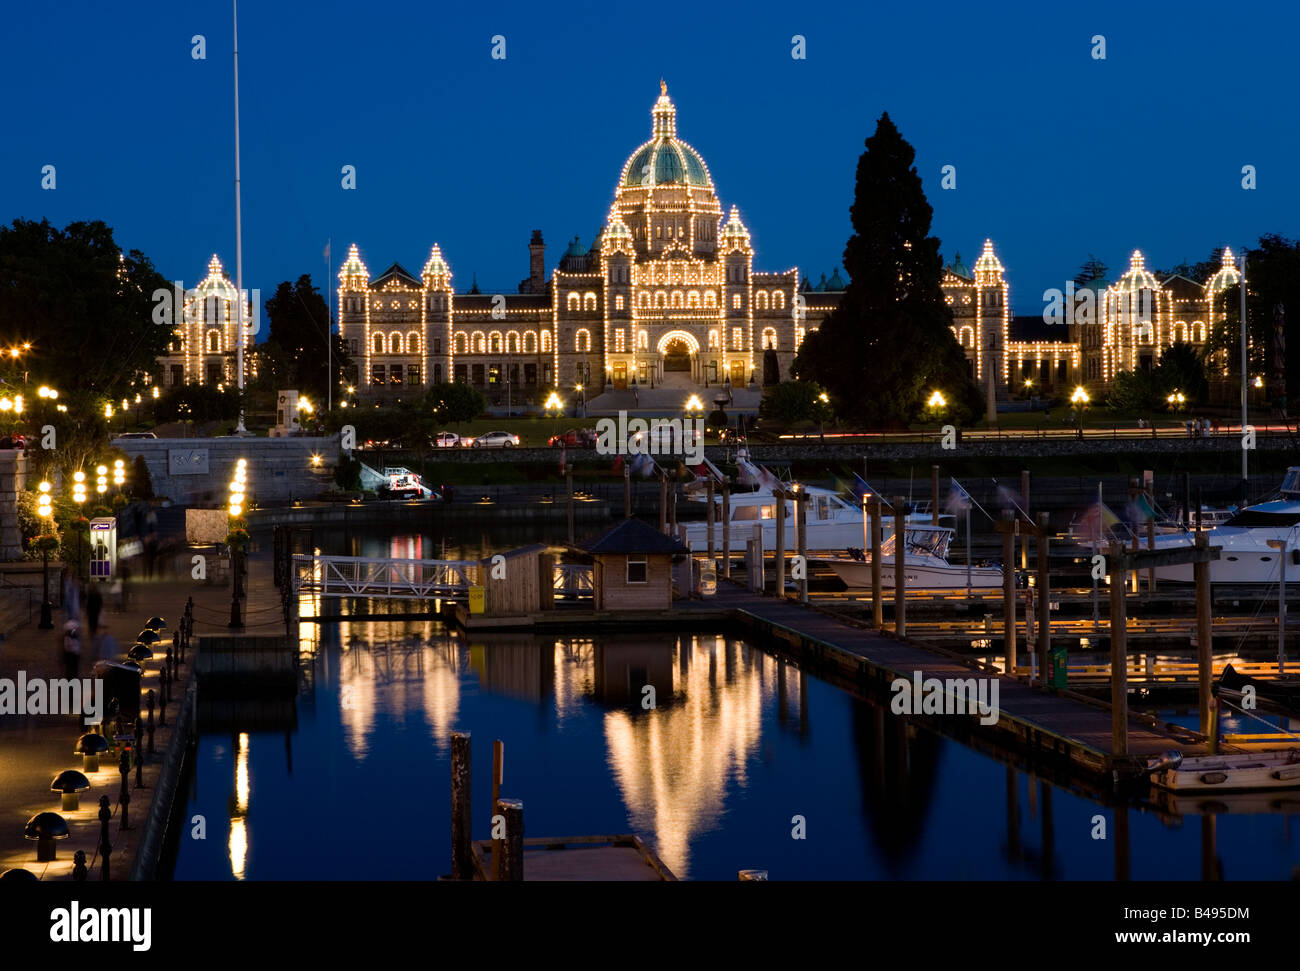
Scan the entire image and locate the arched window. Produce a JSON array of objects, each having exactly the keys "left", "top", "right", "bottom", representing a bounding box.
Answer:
[
  {"left": 687, "top": 291, "right": 701, "bottom": 308},
  {"left": 755, "top": 291, "right": 769, "bottom": 310},
  {"left": 523, "top": 331, "right": 537, "bottom": 354},
  {"left": 489, "top": 331, "right": 503, "bottom": 353},
  {"left": 541, "top": 330, "right": 552, "bottom": 352},
  {"left": 670, "top": 290, "right": 684, "bottom": 309},
  {"left": 959, "top": 326, "right": 975, "bottom": 348},
  {"left": 472, "top": 331, "right": 486, "bottom": 354},
  {"left": 762, "top": 327, "right": 777, "bottom": 350},
  {"left": 206, "top": 329, "right": 220, "bottom": 353},
  {"left": 372, "top": 333, "right": 385, "bottom": 354},
  {"left": 389, "top": 333, "right": 403, "bottom": 354},
  {"left": 773, "top": 291, "right": 785, "bottom": 310},
  {"left": 708, "top": 329, "right": 719, "bottom": 349},
  {"left": 615, "top": 295, "right": 625, "bottom": 311},
  {"left": 732, "top": 293, "right": 742, "bottom": 310},
  {"left": 637, "top": 330, "right": 648, "bottom": 350},
  {"left": 507, "top": 330, "right": 520, "bottom": 354},
  {"left": 654, "top": 291, "right": 667, "bottom": 309},
  {"left": 407, "top": 331, "right": 420, "bottom": 354},
  {"left": 583, "top": 292, "right": 597, "bottom": 312},
  {"left": 454, "top": 332, "right": 468, "bottom": 355},
  {"left": 638, "top": 292, "right": 650, "bottom": 309},
  {"left": 575, "top": 329, "right": 592, "bottom": 352},
  {"left": 1193, "top": 321, "right": 1207, "bottom": 342},
  {"left": 704, "top": 291, "right": 717, "bottom": 308},
  {"left": 170, "top": 330, "right": 184, "bottom": 353},
  {"left": 567, "top": 292, "right": 580, "bottom": 311}
]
